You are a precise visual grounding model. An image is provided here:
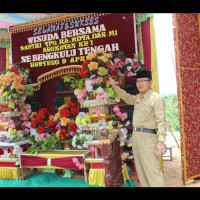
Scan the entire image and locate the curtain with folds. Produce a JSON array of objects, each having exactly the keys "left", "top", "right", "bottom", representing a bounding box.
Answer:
[
  {"left": 174, "top": 13, "right": 200, "bottom": 182},
  {"left": 136, "top": 14, "right": 159, "bottom": 93},
  {"left": 0, "top": 29, "right": 10, "bottom": 72}
]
